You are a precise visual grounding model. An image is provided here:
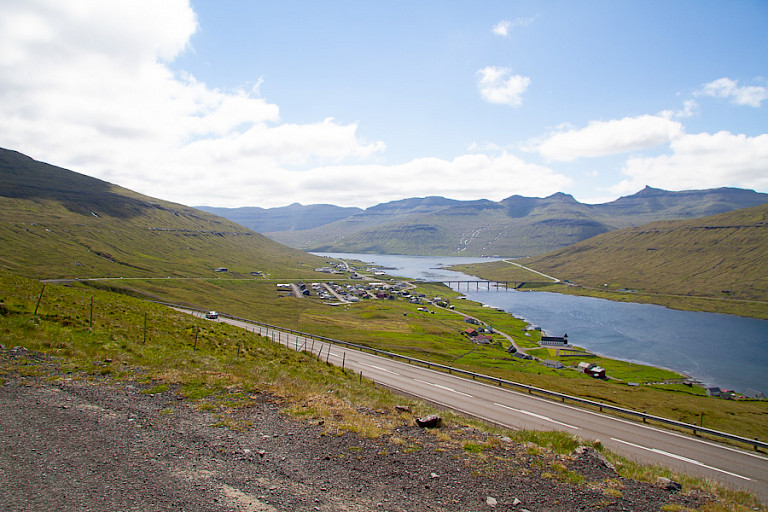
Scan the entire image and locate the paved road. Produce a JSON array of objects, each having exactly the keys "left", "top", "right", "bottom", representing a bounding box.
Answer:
[
  {"left": 502, "top": 260, "right": 560, "bottom": 282},
  {"left": 187, "top": 310, "right": 768, "bottom": 502}
]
